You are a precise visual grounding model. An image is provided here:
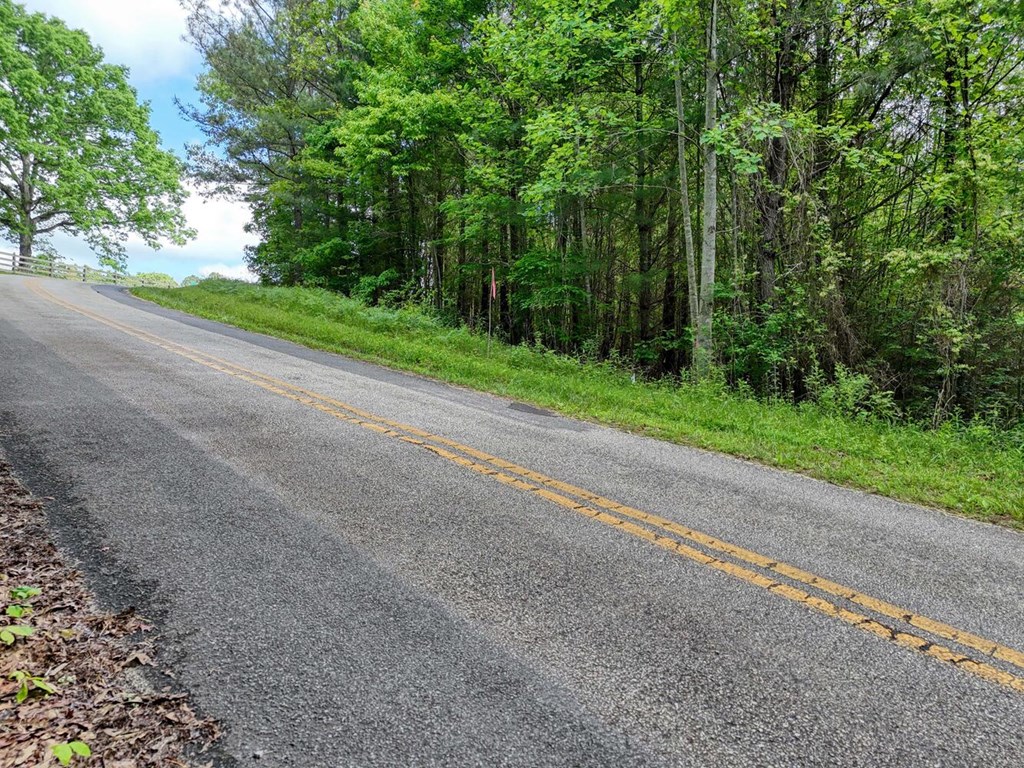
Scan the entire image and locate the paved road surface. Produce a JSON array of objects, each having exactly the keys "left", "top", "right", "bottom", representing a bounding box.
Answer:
[{"left": 1, "top": 275, "right": 1023, "bottom": 766}]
